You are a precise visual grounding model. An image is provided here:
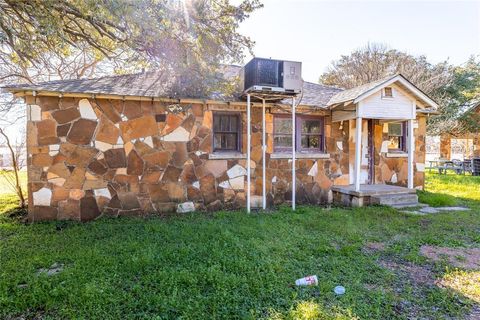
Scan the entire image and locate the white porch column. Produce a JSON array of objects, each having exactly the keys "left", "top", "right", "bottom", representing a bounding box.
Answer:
[
  {"left": 354, "top": 116, "right": 362, "bottom": 192},
  {"left": 291, "top": 97, "right": 296, "bottom": 211},
  {"left": 407, "top": 118, "right": 415, "bottom": 189},
  {"left": 262, "top": 99, "right": 266, "bottom": 210},
  {"left": 246, "top": 94, "right": 251, "bottom": 213}
]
